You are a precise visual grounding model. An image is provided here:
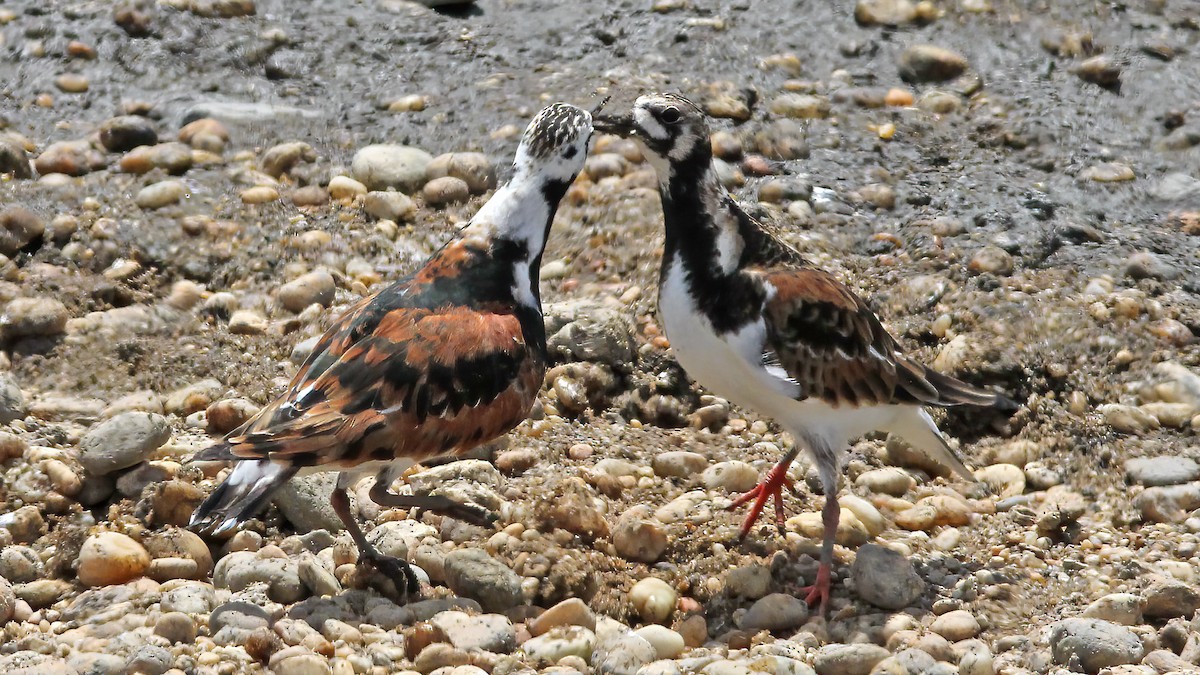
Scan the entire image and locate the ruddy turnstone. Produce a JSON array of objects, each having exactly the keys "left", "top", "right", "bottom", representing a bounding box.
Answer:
[
  {"left": 190, "top": 102, "right": 595, "bottom": 595},
  {"left": 596, "top": 93, "right": 1012, "bottom": 614}
]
